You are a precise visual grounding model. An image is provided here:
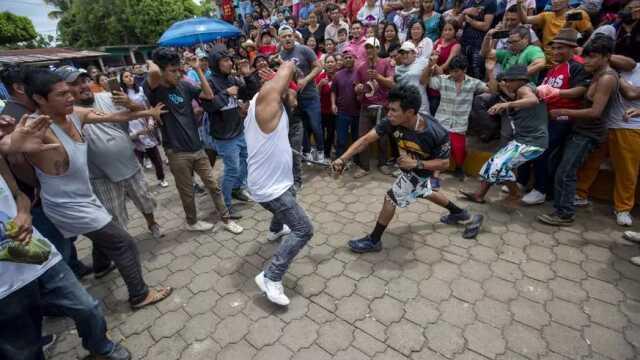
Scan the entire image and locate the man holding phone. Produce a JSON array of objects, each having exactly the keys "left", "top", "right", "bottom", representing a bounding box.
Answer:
[{"left": 516, "top": 0, "right": 592, "bottom": 61}]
